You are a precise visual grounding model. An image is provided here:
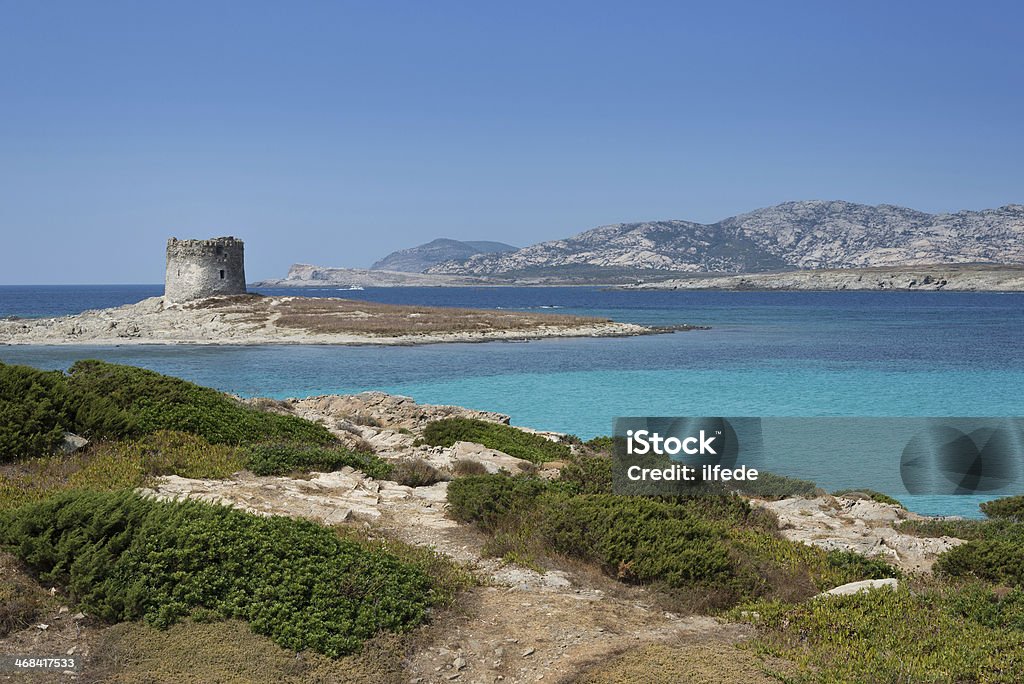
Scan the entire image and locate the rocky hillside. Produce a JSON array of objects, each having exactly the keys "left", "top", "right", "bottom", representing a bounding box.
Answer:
[
  {"left": 372, "top": 238, "right": 517, "bottom": 272},
  {"left": 426, "top": 201, "right": 1024, "bottom": 276}
]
